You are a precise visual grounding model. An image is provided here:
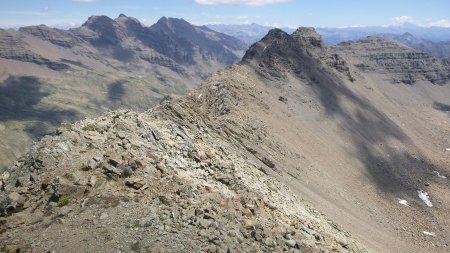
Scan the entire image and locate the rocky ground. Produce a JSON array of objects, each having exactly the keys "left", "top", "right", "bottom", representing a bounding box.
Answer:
[{"left": 0, "top": 107, "right": 366, "bottom": 252}]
